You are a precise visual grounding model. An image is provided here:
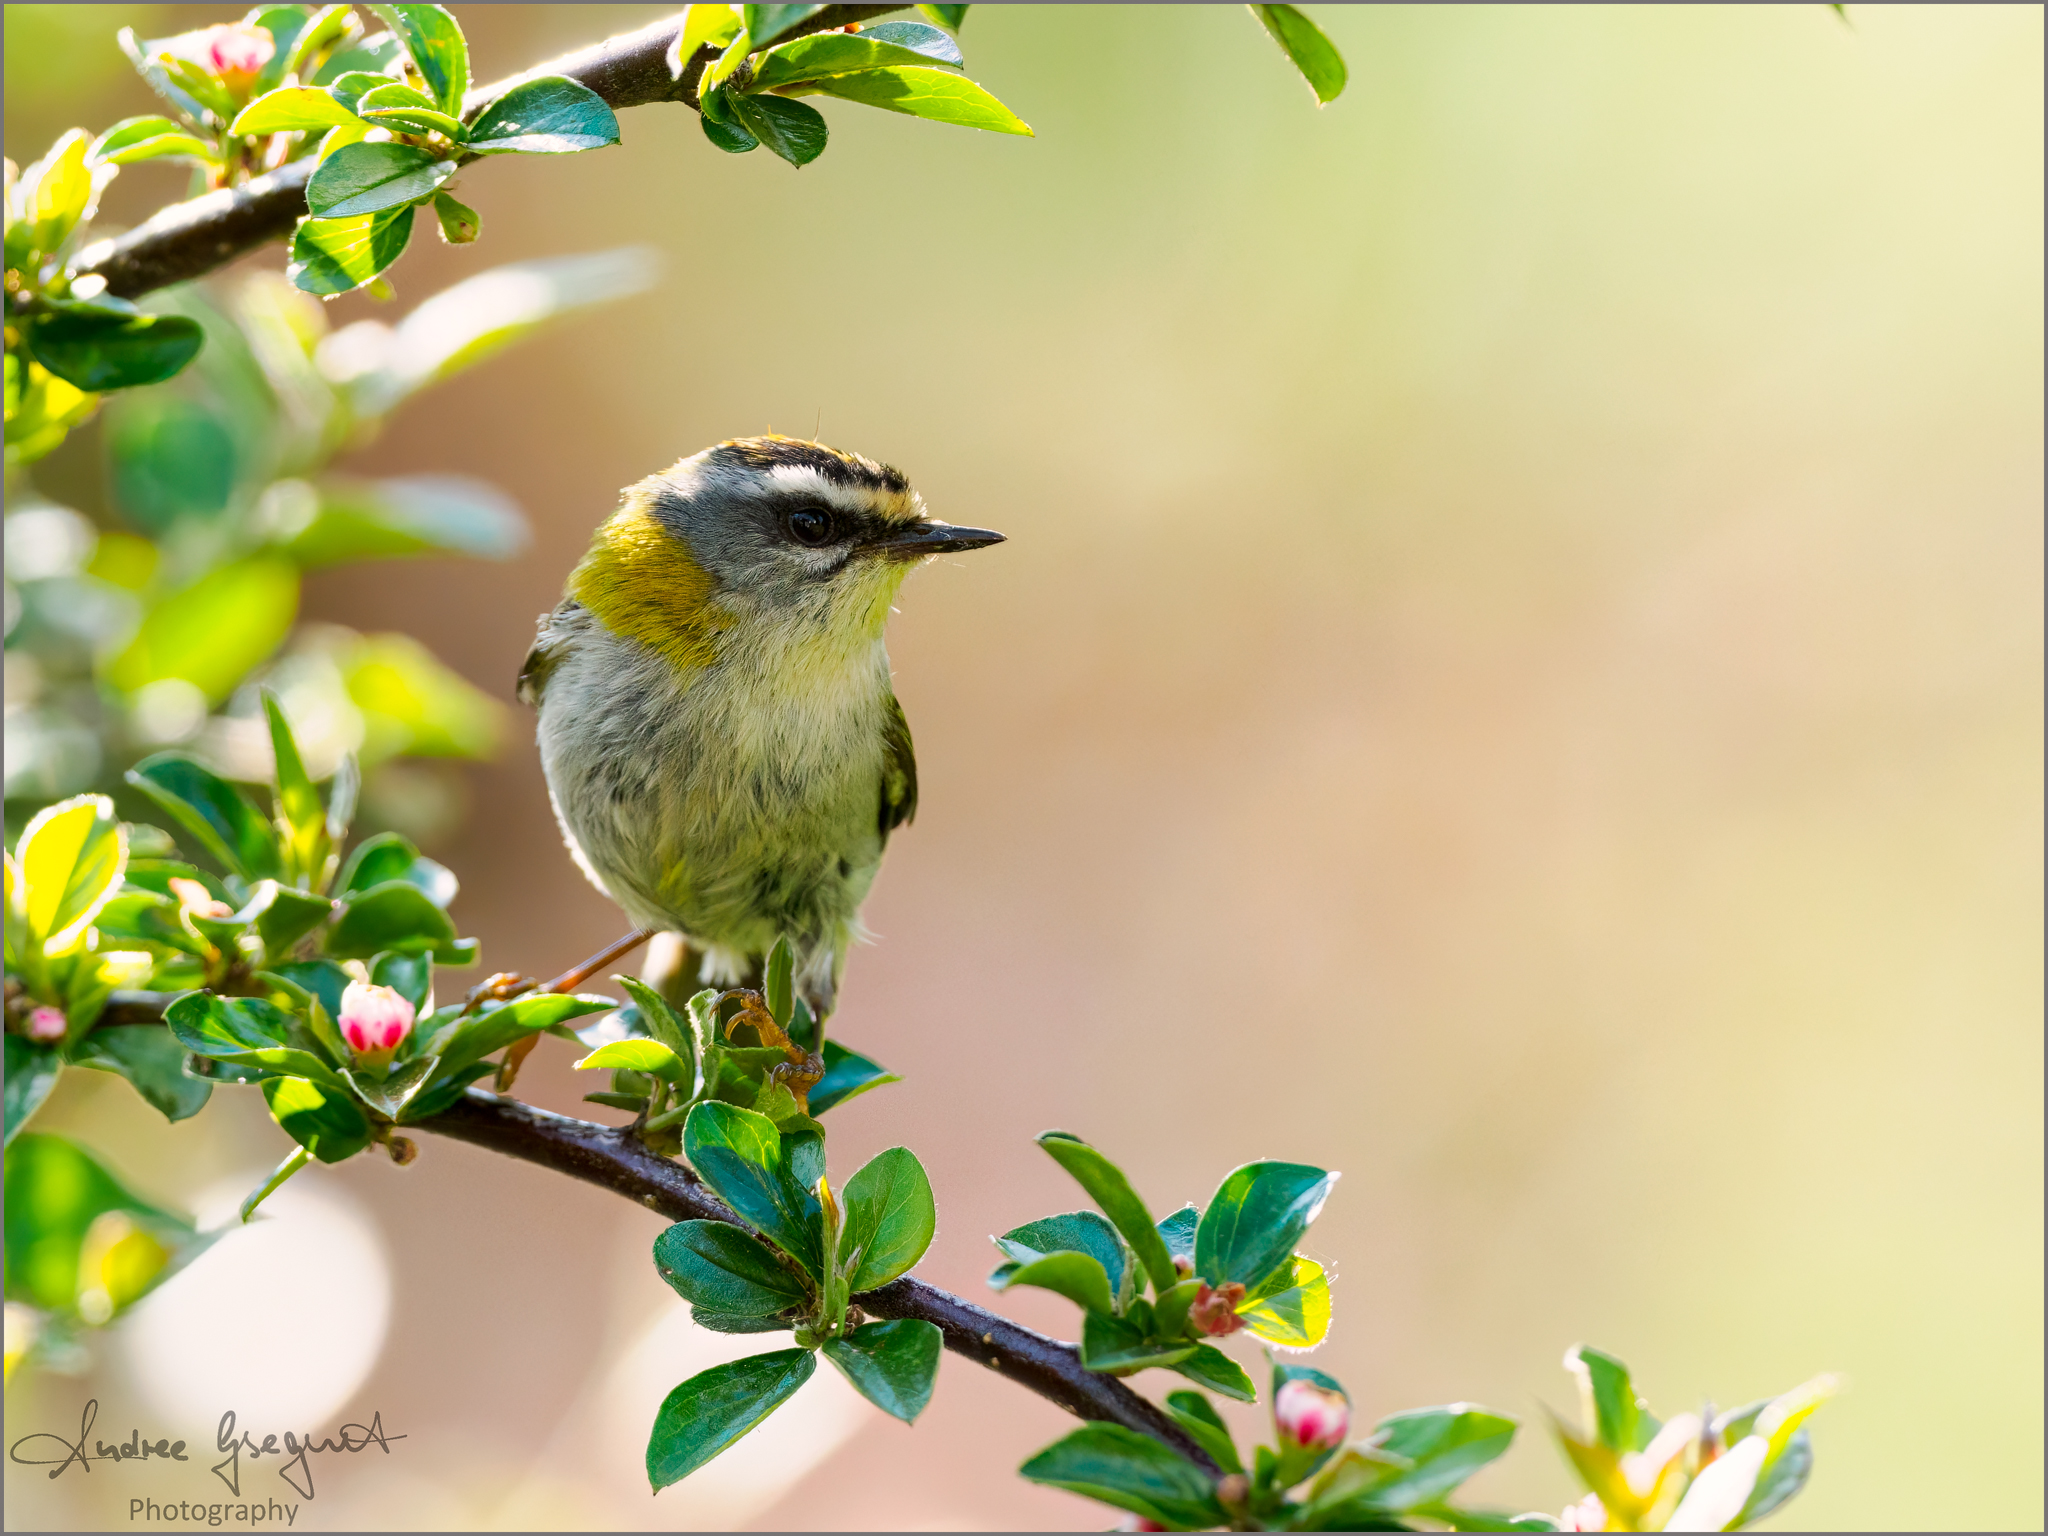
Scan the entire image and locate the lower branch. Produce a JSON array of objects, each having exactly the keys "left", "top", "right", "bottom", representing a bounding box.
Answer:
[{"left": 423, "top": 1089, "right": 1219, "bottom": 1472}]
